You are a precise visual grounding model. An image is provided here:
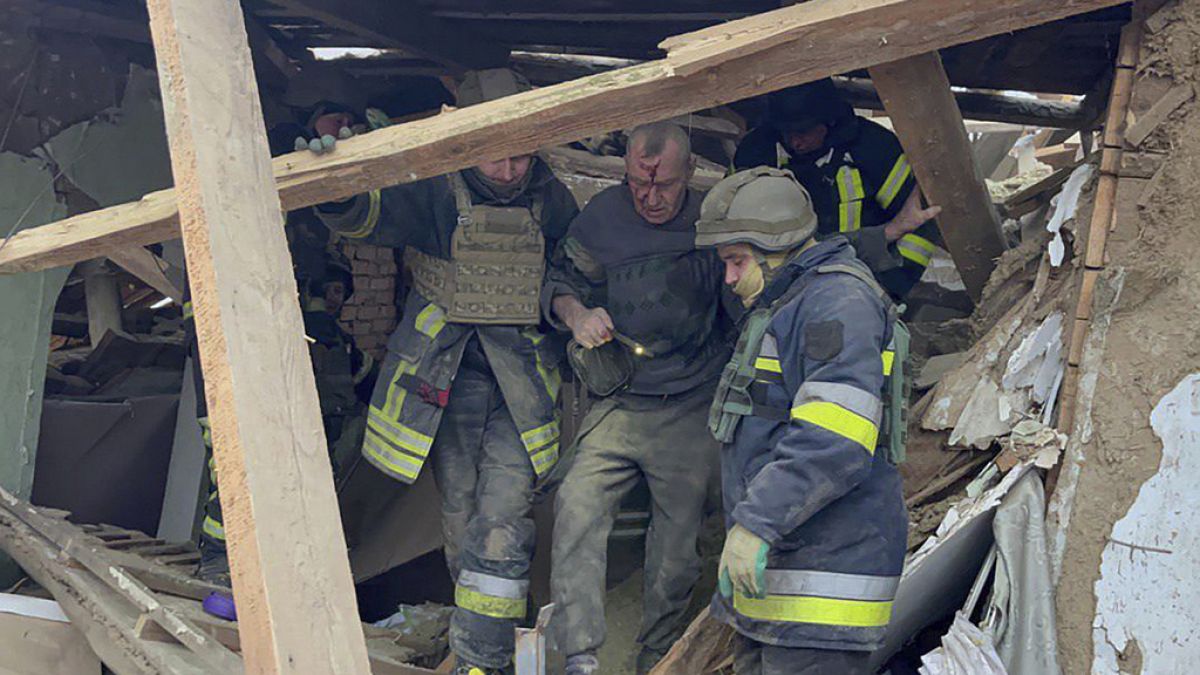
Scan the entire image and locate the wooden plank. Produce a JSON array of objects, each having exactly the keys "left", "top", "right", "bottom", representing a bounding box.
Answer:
[
  {"left": 834, "top": 77, "right": 1087, "bottom": 128},
  {"left": 143, "top": 0, "right": 371, "bottom": 673},
  {"left": 1125, "top": 82, "right": 1194, "bottom": 147},
  {"left": 0, "top": 0, "right": 1126, "bottom": 276},
  {"left": 107, "top": 246, "right": 184, "bottom": 301},
  {"left": 870, "top": 51, "right": 1007, "bottom": 302},
  {"left": 263, "top": 0, "right": 508, "bottom": 72},
  {"left": 0, "top": 608, "right": 102, "bottom": 674}
]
